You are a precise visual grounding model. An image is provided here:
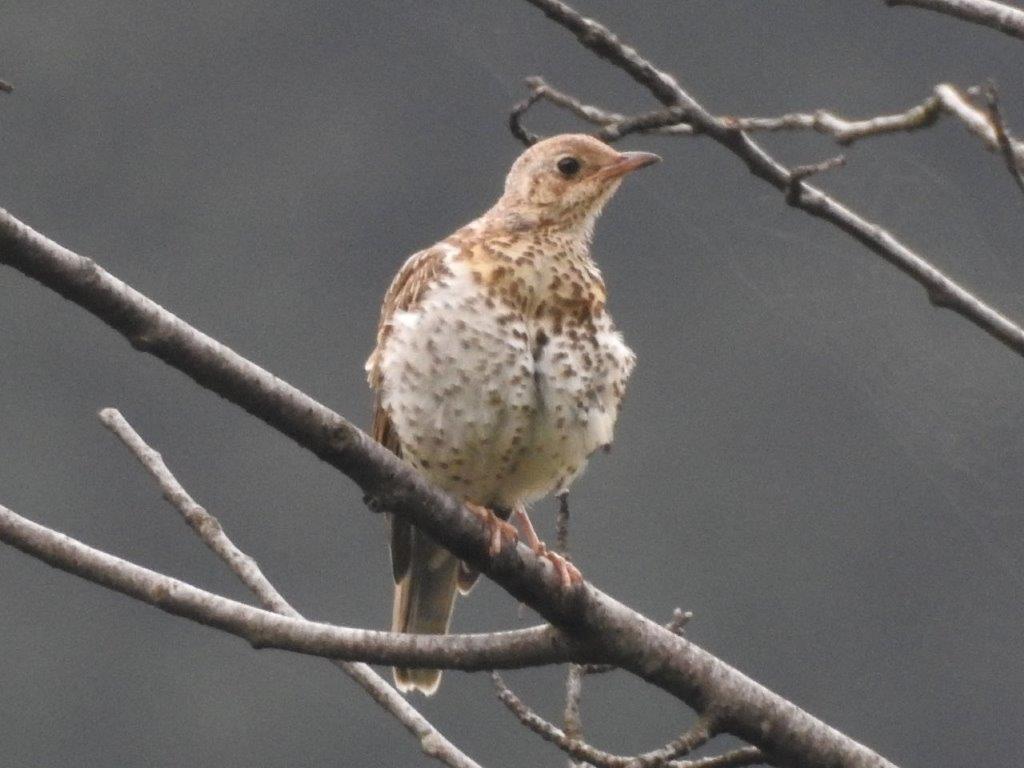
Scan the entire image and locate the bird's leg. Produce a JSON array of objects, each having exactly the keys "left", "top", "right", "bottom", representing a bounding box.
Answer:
[
  {"left": 465, "top": 501, "right": 518, "bottom": 557},
  {"left": 513, "top": 503, "right": 582, "bottom": 588}
]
